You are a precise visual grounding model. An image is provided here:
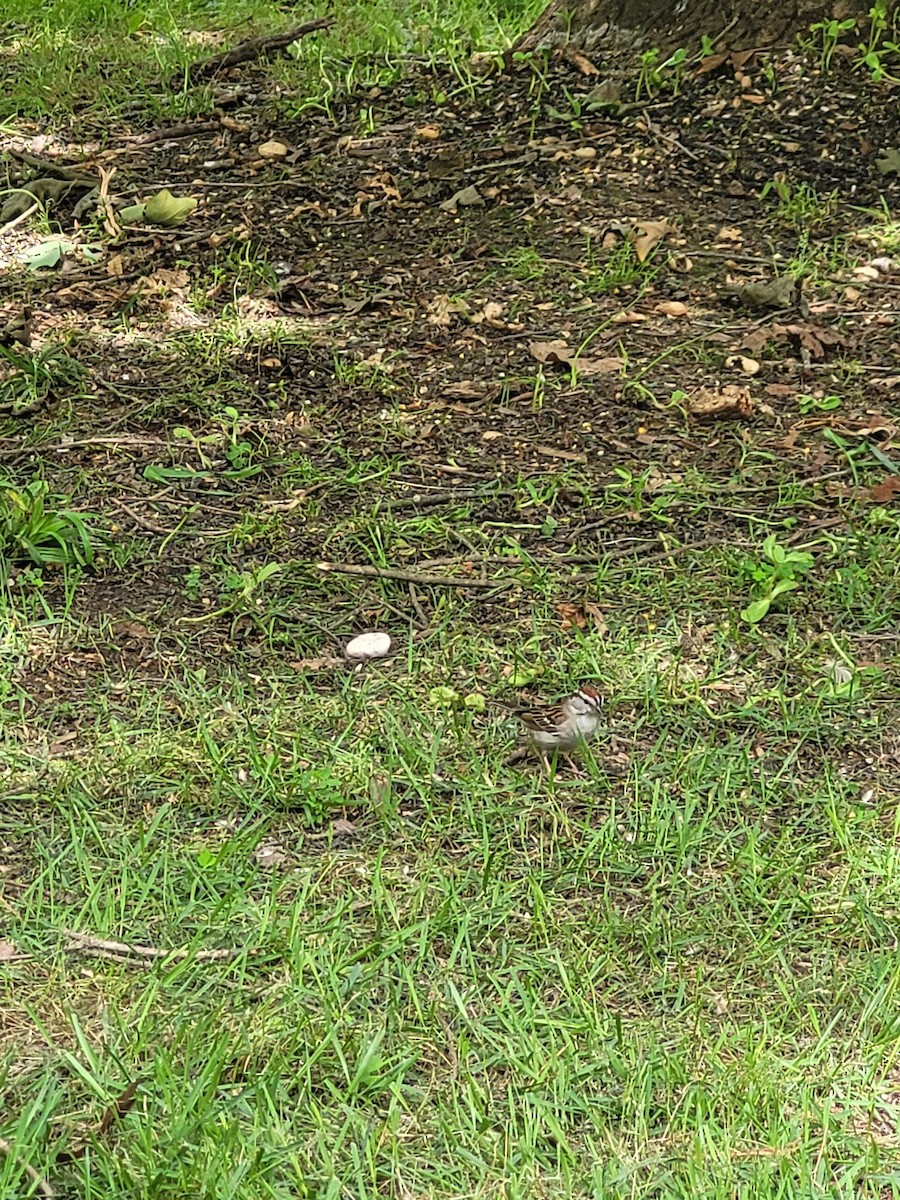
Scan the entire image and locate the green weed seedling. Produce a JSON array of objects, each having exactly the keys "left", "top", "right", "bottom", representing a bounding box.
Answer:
[
  {"left": 798, "top": 393, "right": 842, "bottom": 414},
  {"left": 635, "top": 46, "right": 688, "bottom": 100},
  {"left": 741, "top": 534, "right": 814, "bottom": 624},
  {"left": 0, "top": 479, "right": 95, "bottom": 568},
  {"left": 0, "top": 342, "right": 84, "bottom": 415},
  {"left": 760, "top": 179, "right": 840, "bottom": 229},
  {"left": 856, "top": 0, "right": 900, "bottom": 80},
  {"left": 807, "top": 16, "right": 856, "bottom": 70}
]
